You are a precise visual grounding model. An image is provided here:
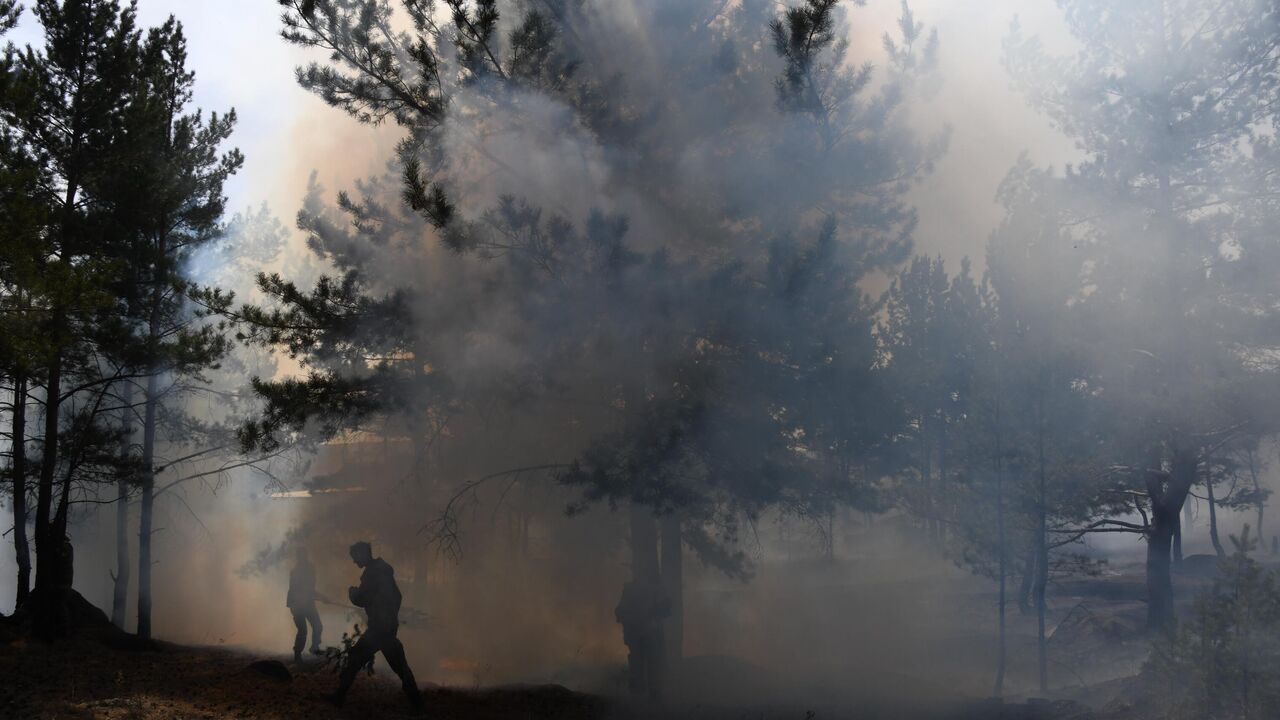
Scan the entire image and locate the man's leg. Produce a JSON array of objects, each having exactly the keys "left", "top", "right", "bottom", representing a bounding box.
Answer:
[
  {"left": 292, "top": 611, "right": 307, "bottom": 661},
  {"left": 330, "top": 635, "right": 377, "bottom": 705},
  {"left": 306, "top": 606, "right": 323, "bottom": 652},
  {"left": 380, "top": 636, "right": 424, "bottom": 711},
  {"left": 626, "top": 640, "right": 646, "bottom": 696},
  {"left": 647, "top": 631, "right": 666, "bottom": 700}
]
